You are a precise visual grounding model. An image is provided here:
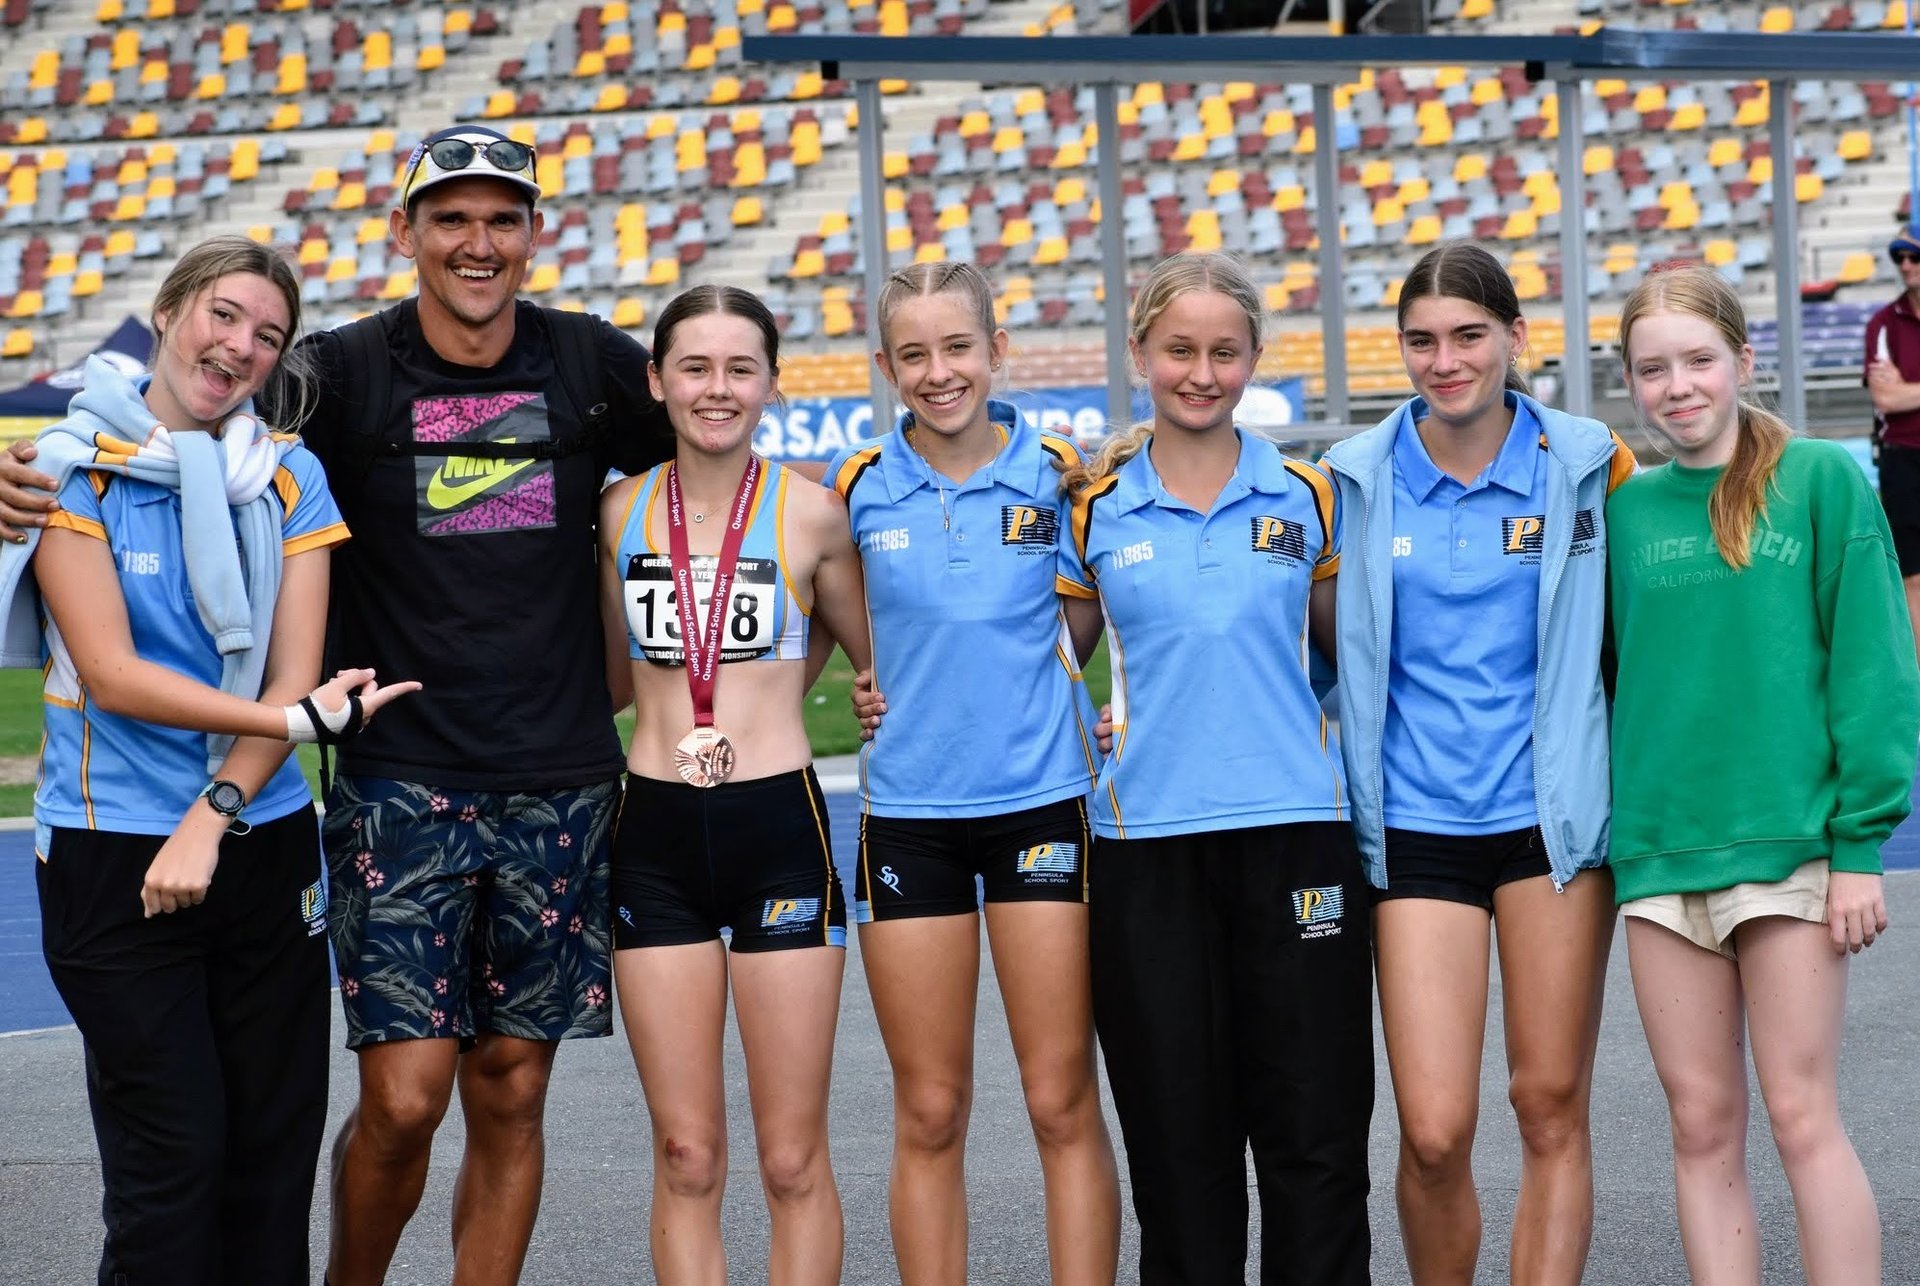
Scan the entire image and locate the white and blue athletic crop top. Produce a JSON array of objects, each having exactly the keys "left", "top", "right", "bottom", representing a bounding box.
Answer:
[{"left": 612, "top": 459, "right": 809, "bottom": 666}]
